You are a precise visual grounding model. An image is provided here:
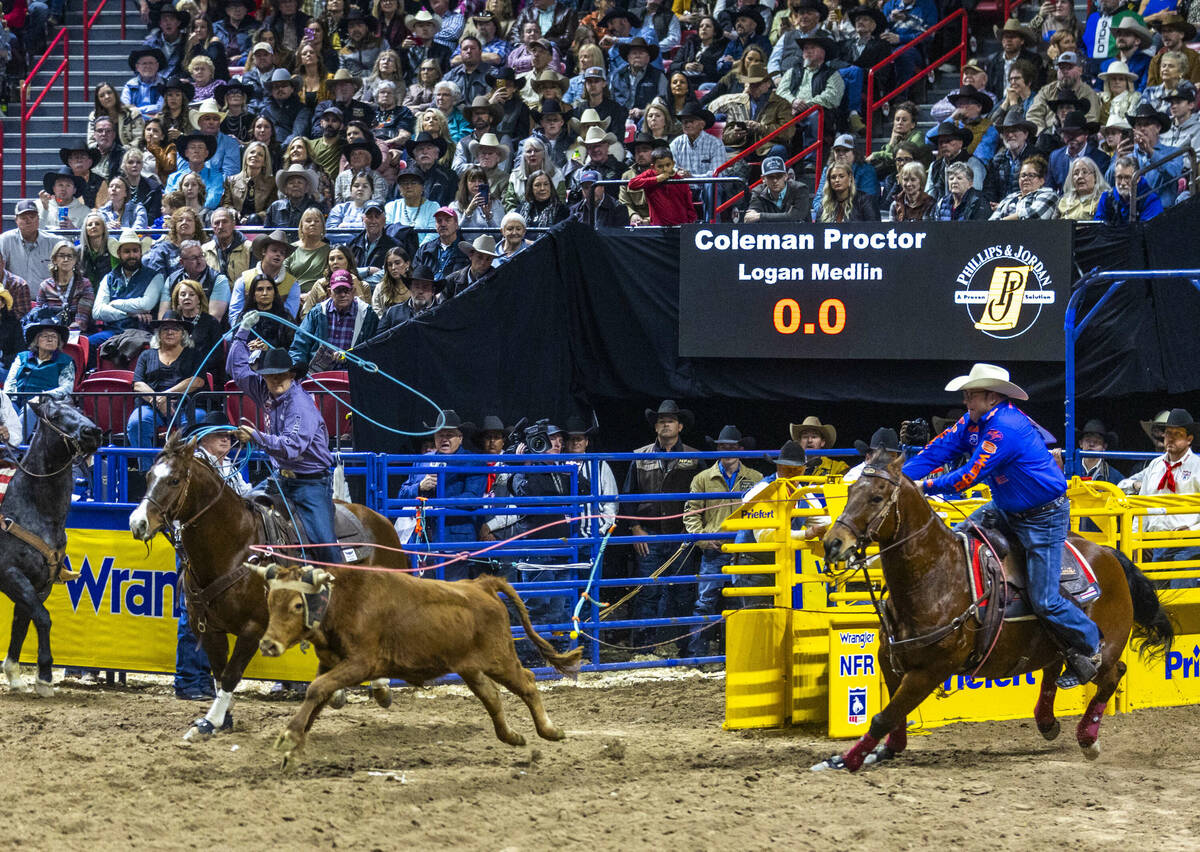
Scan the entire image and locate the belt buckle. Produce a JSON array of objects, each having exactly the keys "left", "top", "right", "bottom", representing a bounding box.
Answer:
[{"left": 278, "top": 469, "right": 295, "bottom": 479}]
